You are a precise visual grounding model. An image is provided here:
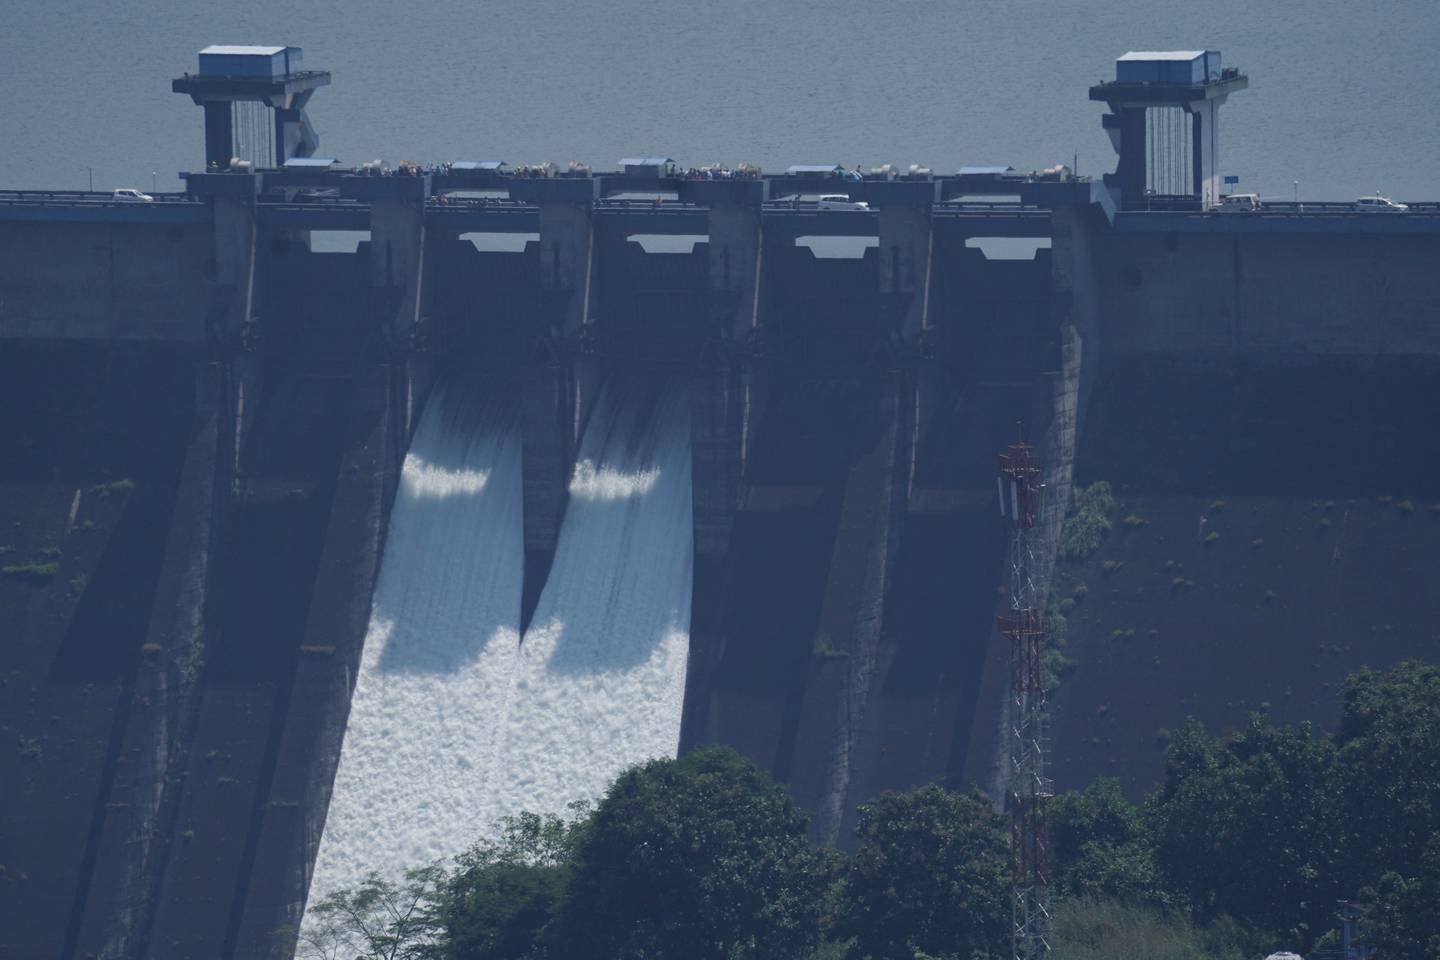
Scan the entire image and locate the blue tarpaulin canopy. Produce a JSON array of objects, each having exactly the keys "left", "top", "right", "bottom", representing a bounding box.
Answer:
[{"left": 282, "top": 156, "right": 338, "bottom": 168}]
